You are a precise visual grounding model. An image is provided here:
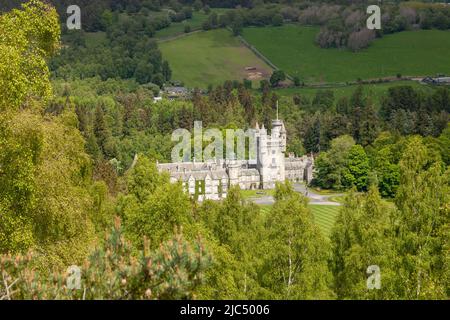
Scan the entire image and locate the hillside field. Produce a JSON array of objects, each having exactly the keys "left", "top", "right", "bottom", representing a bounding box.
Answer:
[
  {"left": 273, "top": 80, "right": 434, "bottom": 108},
  {"left": 155, "top": 9, "right": 231, "bottom": 40},
  {"left": 159, "top": 29, "right": 273, "bottom": 88},
  {"left": 242, "top": 25, "right": 450, "bottom": 84}
]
